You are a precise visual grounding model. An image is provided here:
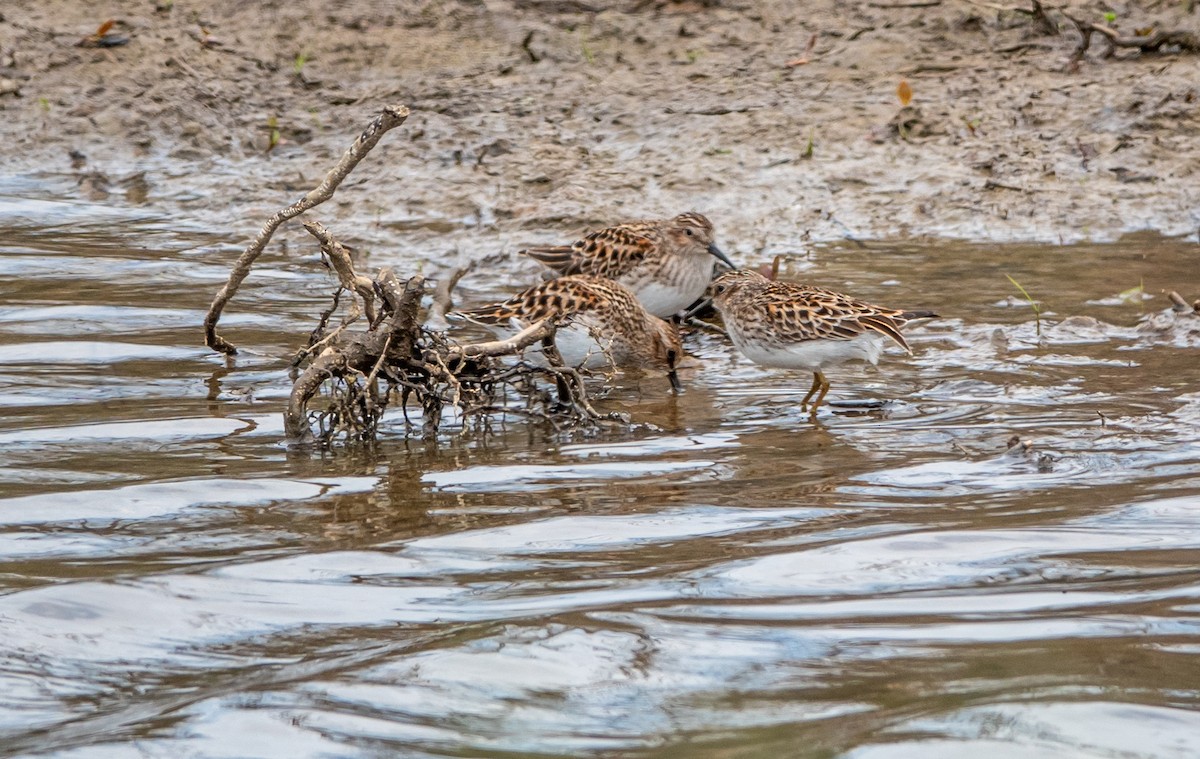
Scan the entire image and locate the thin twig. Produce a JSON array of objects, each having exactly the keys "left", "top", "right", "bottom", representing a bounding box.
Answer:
[
  {"left": 426, "top": 263, "right": 474, "bottom": 328},
  {"left": 1087, "top": 22, "right": 1200, "bottom": 53},
  {"left": 425, "top": 348, "right": 465, "bottom": 410},
  {"left": 303, "top": 219, "right": 377, "bottom": 324},
  {"left": 1064, "top": 13, "right": 1092, "bottom": 65},
  {"left": 292, "top": 287, "right": 345, "bottom": 366},
  {"left": 448, "top": 319, "right": 558, "bottom": 359},
  {"left": 204, "top": 104, "right": 409, "bottom": 355},
  {"left": 293, "top": 313, "right": 361, "bottom": 367}
]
